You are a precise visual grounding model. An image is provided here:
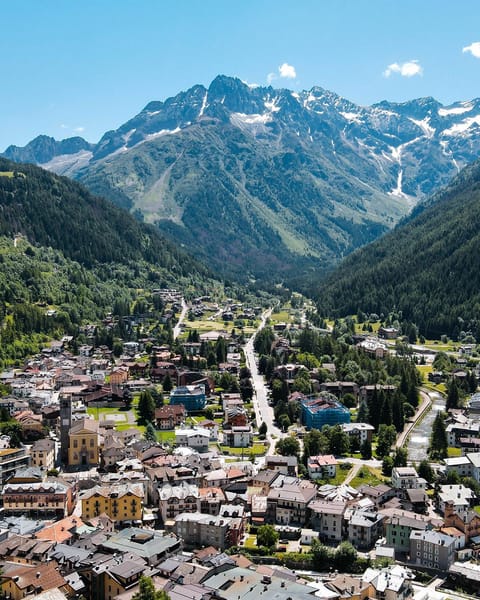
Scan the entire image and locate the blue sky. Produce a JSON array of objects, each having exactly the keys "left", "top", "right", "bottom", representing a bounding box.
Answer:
[{"left": 2, "top": 0, "right": 480, "bottom": 150}]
